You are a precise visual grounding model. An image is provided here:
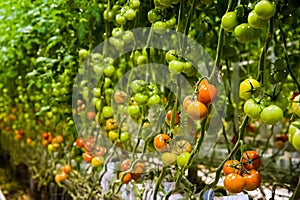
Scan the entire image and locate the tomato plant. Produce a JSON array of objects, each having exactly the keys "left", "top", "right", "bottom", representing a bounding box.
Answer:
[{"left": 0, "top": 0, "right": 300, "bottom": 199}]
